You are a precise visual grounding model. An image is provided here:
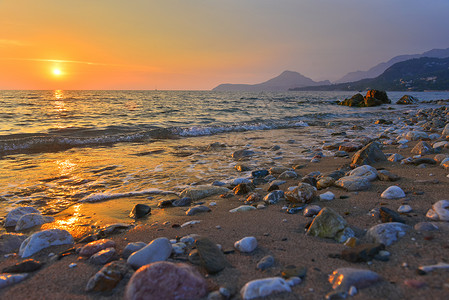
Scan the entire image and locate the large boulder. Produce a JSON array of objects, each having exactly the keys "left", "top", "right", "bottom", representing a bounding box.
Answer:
[
  {"left": 339, "top": 90, "right": 390, "bottom": 107},
  {"left": 397, "top": 95, "right": 418, "bottom": 105},
  {"left": 125, "top": 262, "right": 208, "bottom": 300},
  {"left": 351, "top": 142, "right": 387, "bottom": 166},
  {"left": 339, "top": 93, "right": 364, "bottom": 107}
]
